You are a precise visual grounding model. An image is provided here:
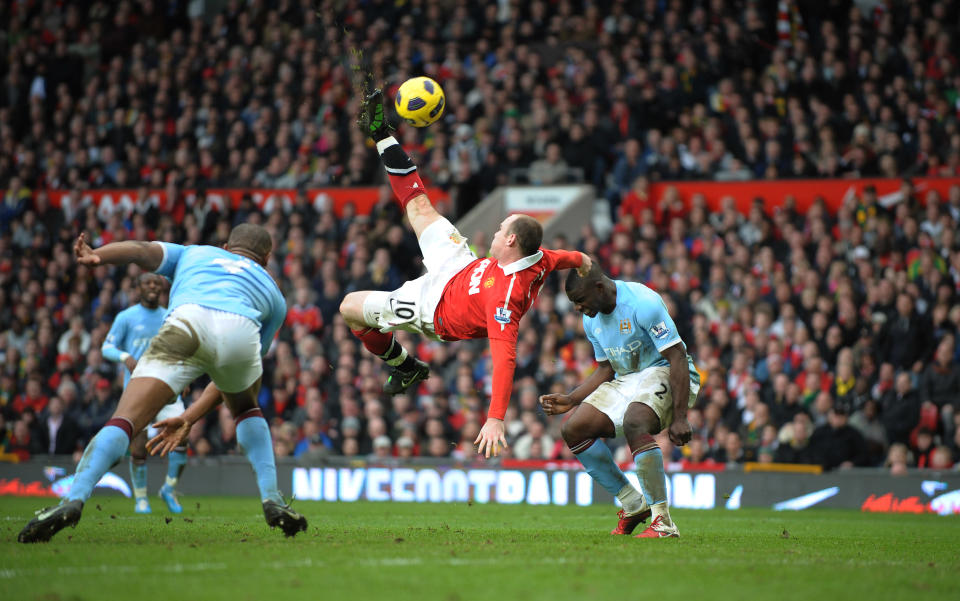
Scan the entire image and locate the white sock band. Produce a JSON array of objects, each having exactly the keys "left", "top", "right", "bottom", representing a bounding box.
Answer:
[{"left": 376, "top": 136, "right": 400, "bottom": 154}]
